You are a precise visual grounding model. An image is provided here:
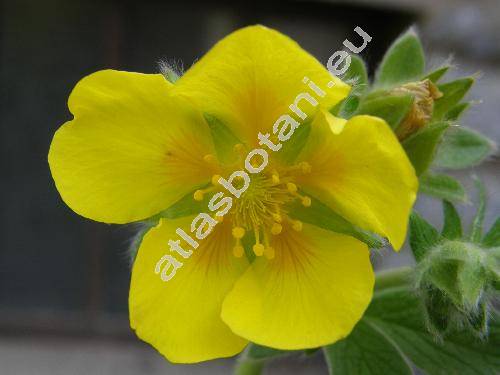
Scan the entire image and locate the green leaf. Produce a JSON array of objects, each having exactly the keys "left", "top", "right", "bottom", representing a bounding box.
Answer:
[
  {"left": 470, "top": 178, "right": 486, "bottom": 243},
  {"left": 376, "top": 29, "right": 425, "bottom": 86},
  {"left": 433, "top": 78, "right": 474, "bottom": 120},
  {"left": 363, "top": 286, "right": 500, "bottom": 375},
  {"left": 483, "top": 218, "right": 500, "bottom": 247},
  {"left": 355, "top": 95, "right": 414, "bottom": 129},
  {"left": 445, "top": 102, "right": 470, "bottom": 121},
  {"left": 442, "top": 200, "right": 463, "bottom": 240},
  {"left": 409, "top": 212, "right": 441, "bottom": 261},
  {"left": 424, "top": 65, "right": 450, "bottom": 83},
  {"left": 419, "top": 173, "right": 466, "bottom": 202},
  {"left": 204, "top": 113, "right": 242, "bottom": 164},
  {"left": 323, "top": 320, "right": 413, "bottom": 375},
  {"left": 342, "top": 55, "right": 368, "bottom": 90},
  {"left": 403, "top": 122, "right": 449, "bottom": 175},
  {"left": 290, "top": 195, "right": 384, "bottom": 249},
  {"left": 434, "top": 126, "right": 494, "bottom": 170},
  {"left": 324, "top": 269, "right": 500, "bottom": 375}
]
